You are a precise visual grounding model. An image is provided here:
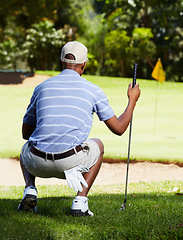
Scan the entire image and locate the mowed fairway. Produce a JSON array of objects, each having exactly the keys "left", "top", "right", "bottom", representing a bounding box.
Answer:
[
  {"left": 0, "top": 182, "right": 183, "bottom": 239},
  {"left": 0, "top": 73, "right": 183, "bottom": 163}
]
